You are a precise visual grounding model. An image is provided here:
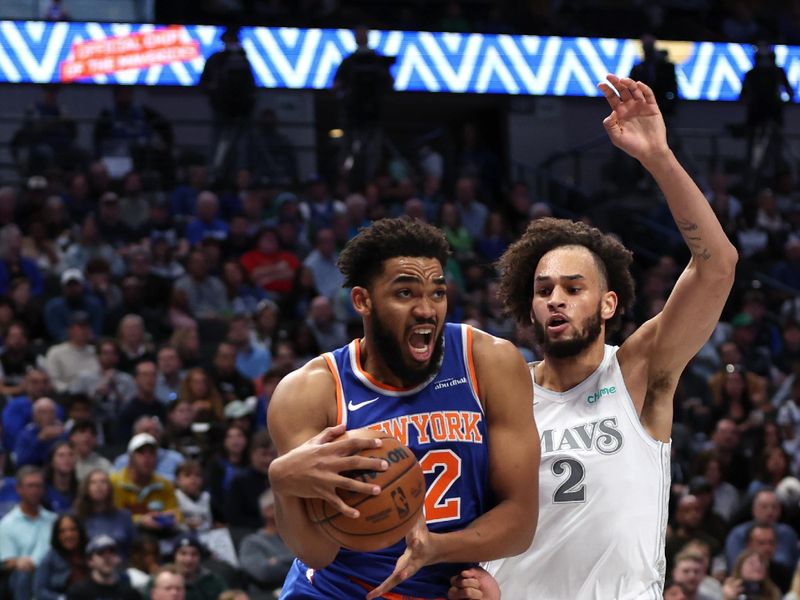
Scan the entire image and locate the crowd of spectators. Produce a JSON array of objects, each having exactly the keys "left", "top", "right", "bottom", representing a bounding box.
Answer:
[{"left": 0, "top": 15, "right": 799, "bottom": 598}]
